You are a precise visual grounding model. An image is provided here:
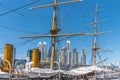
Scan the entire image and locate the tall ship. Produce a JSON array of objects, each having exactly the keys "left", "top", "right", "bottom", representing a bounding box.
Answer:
[{"left": 0, "top": 0, "right": 119, "bottom": 80}]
